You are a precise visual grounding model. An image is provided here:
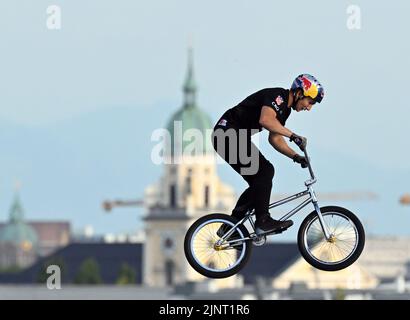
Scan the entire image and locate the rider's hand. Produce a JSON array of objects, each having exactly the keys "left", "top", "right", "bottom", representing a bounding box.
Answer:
[
  {"left": 293, "top": 154, "right": 308, "bottom": 168},
  {"left": 290, "top": 133, "right": 307, "bottom": 151}
]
